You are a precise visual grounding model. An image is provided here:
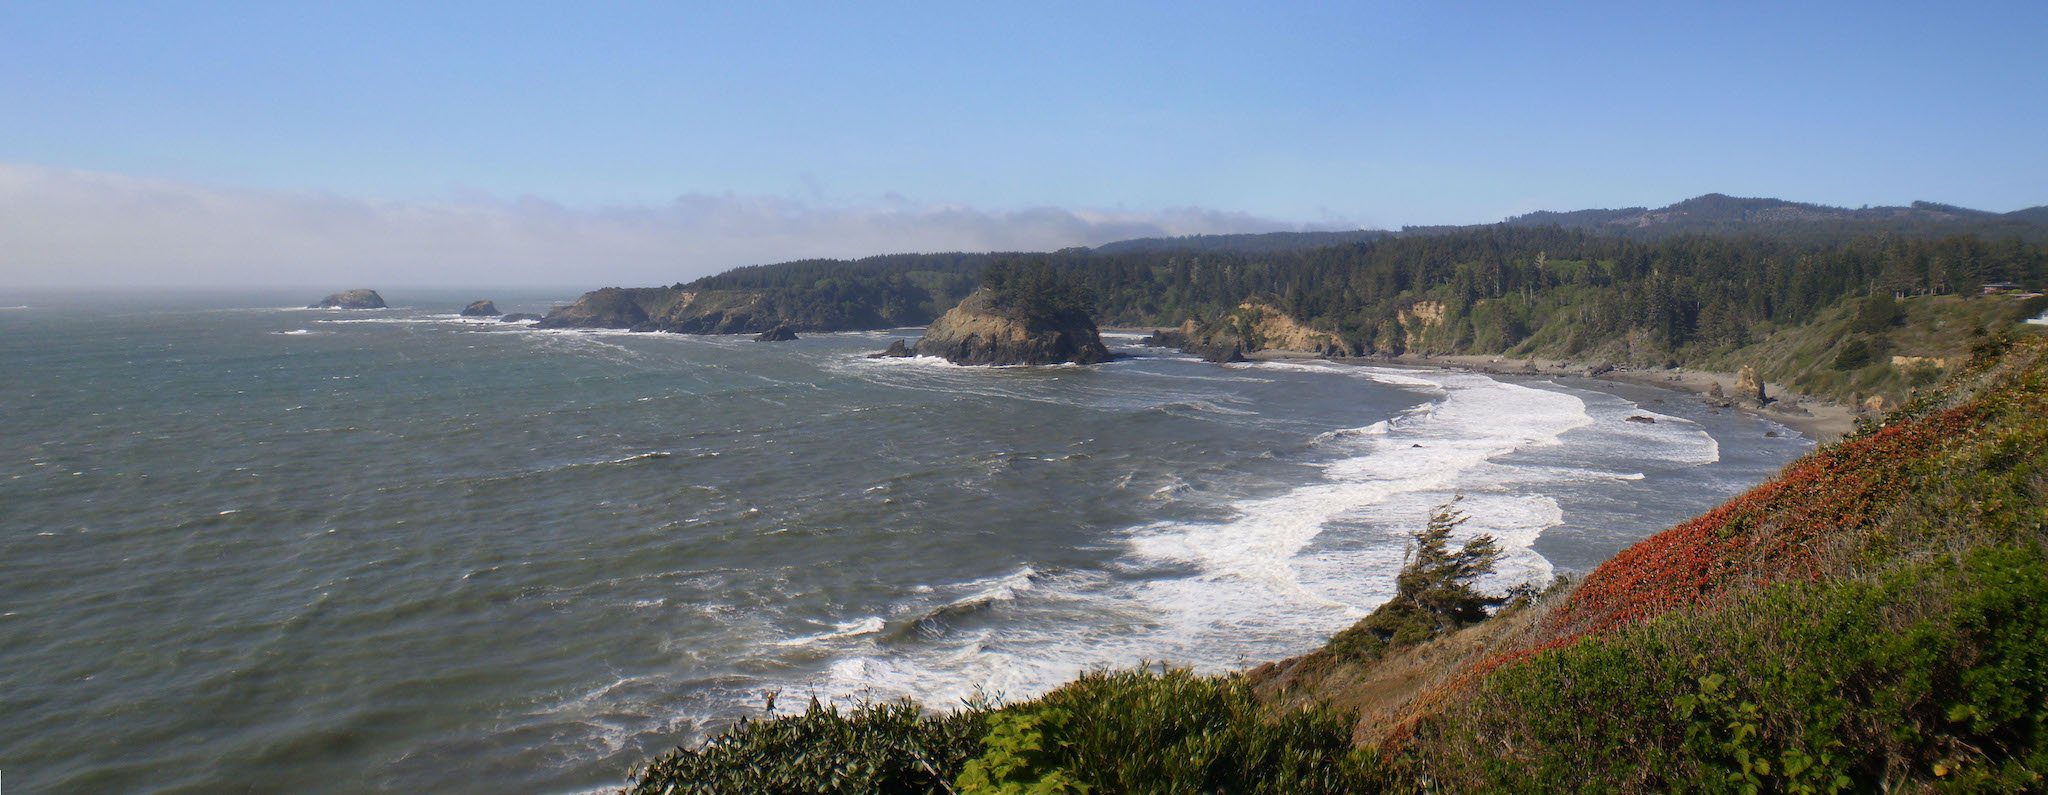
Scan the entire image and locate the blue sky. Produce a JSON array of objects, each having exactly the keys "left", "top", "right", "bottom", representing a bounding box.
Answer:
[{"left": 2, "top": 1, "right": 2045, "bottom": 285}]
